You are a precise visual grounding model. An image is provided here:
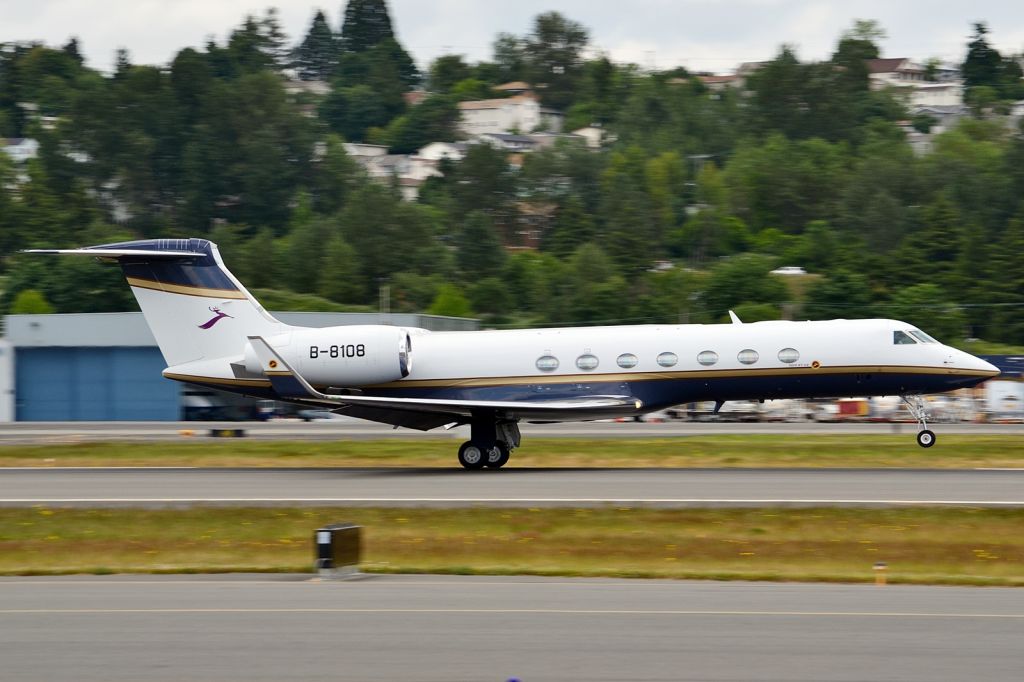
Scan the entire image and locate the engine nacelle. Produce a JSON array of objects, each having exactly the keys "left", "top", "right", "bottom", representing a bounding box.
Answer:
[{"left": 244, "top": 325, "right": 412, "bottom": 386}]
